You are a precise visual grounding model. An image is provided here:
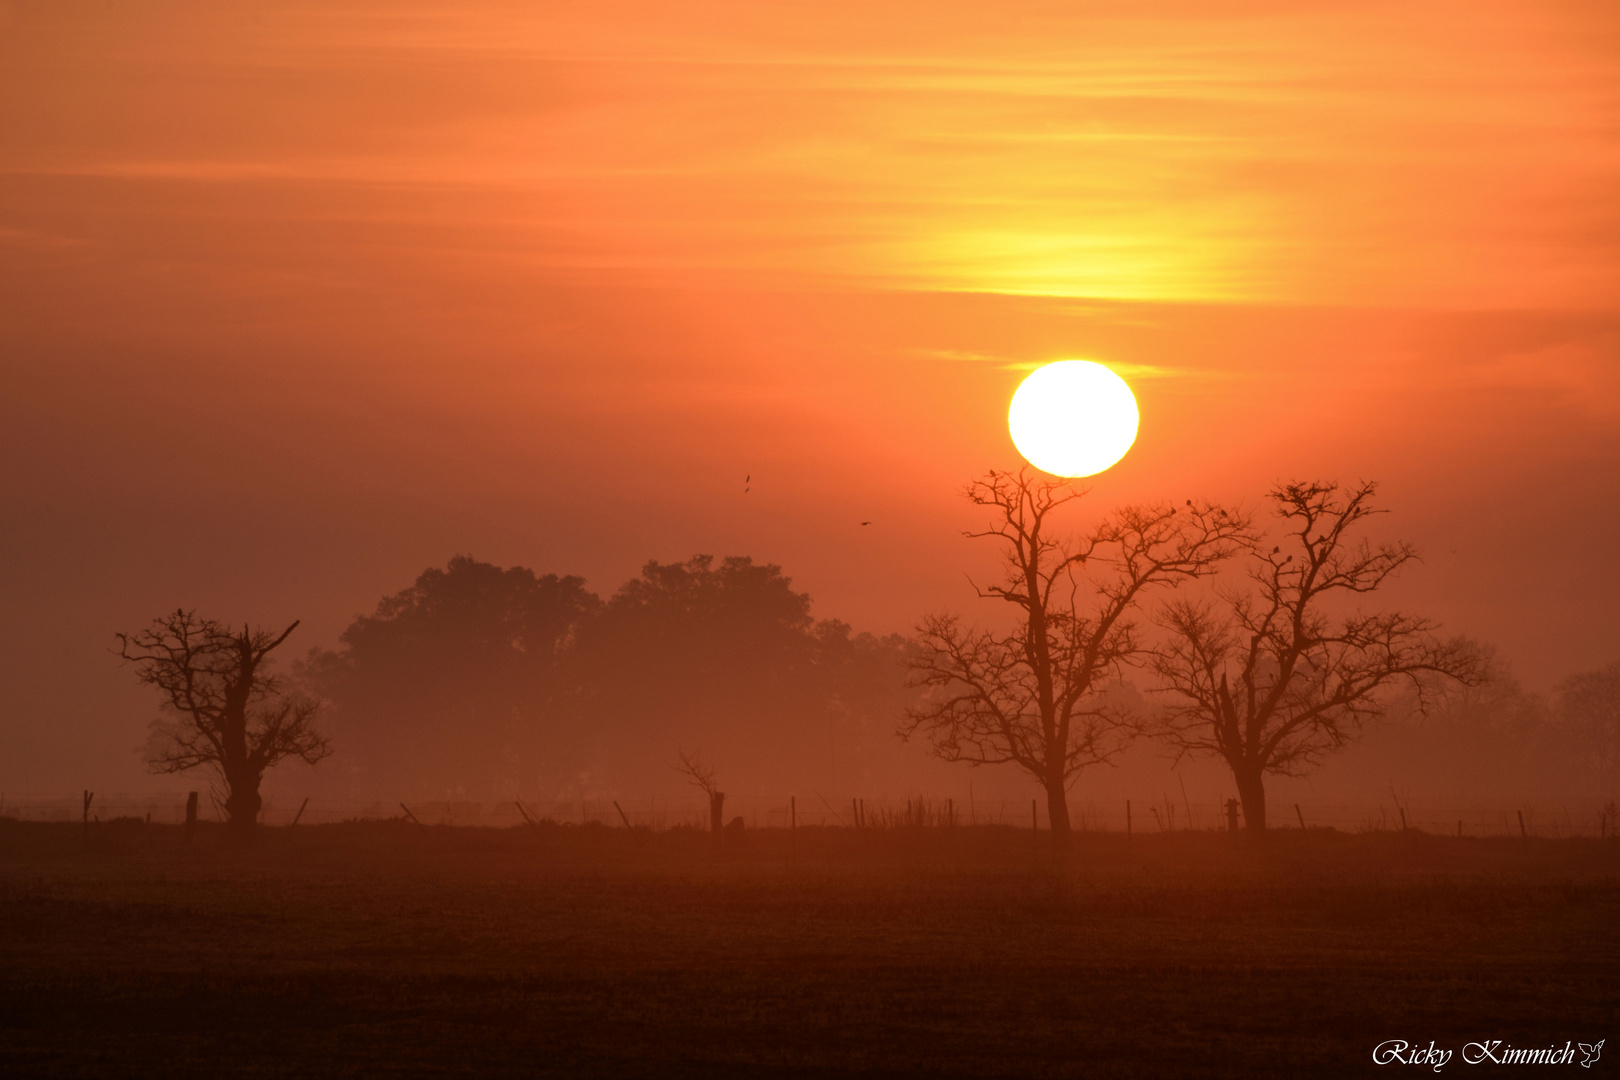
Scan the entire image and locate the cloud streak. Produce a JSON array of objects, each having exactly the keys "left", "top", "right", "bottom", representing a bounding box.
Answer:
[{"left": 3, "top": 0, "right": 1616, "bottom": 307}]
